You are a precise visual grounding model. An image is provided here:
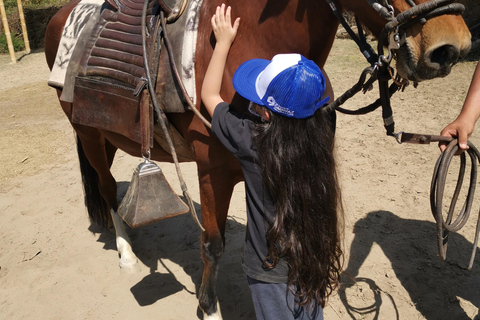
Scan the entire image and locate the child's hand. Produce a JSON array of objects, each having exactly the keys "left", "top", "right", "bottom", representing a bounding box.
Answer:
[
  {"left": 201, "top": 4, "right": 240, "bottom": 116},
  {"left": 211, "top": 4, "right": 240, "bottom": 47}
]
